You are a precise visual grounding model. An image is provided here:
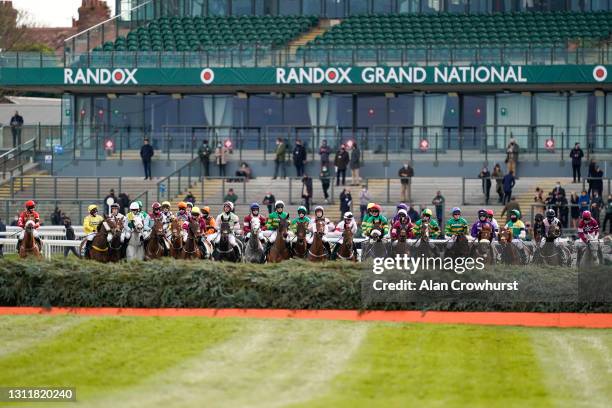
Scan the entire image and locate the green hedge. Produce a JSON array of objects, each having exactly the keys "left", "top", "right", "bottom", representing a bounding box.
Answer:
[{"left": 0, "top": 259, "right": 610, "bottom": 312}]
